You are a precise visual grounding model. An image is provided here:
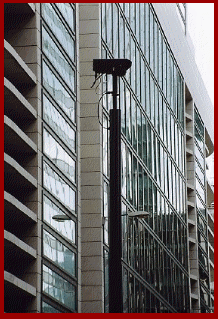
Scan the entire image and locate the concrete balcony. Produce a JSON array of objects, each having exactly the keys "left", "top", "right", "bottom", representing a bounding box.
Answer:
[
  {"left": 206, "top": 178, "right": 214, "bottom": 206},
  {"left": 4, "top": 3, "right": 35, "bottom": 15},
  {"left": 185, "top": 112, "right": 193, "bottom": 121},
  {"left": 4, "top": 191, "right": 37, "bottom": 239},
  {"left": 207, "top": 211, "right": 214, "bottom": 233},
  {"left": 4, "top": 115, "right": 37, "bottom": 161},
  {"left": 4, "top": 78, "right": 37, "bottom": 128},
  {"left": 4, "top": 39, "right": 36, "bottom": 92},
  {"left": 185, "top": 129, "right": 193, "bottom": 139},
  {"left": 187, "top": 200, "right": 195, "bottom": 208},
  {"left": 4, "top": 270, "right": 36, "bottom": 313},
  {"left": 4, "top": 153, "right": 37, "bottom": 202},
  {"left": 4, "top": 230, "right": 36, "bottom": 262}
]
